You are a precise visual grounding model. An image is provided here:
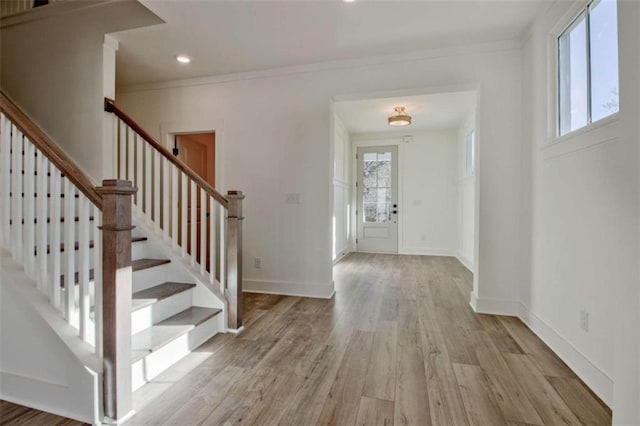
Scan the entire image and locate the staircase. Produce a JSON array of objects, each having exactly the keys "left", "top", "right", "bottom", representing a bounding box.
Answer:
[{"left": 0, "top": 93, "right": 244, "bottom": 424}]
